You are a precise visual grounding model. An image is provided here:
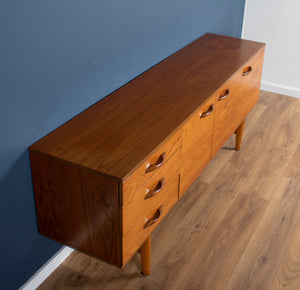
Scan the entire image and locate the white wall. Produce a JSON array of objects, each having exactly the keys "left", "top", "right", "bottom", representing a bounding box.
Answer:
[{"left": 243, "top": 0, "right": 300, "bottom": 98}]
